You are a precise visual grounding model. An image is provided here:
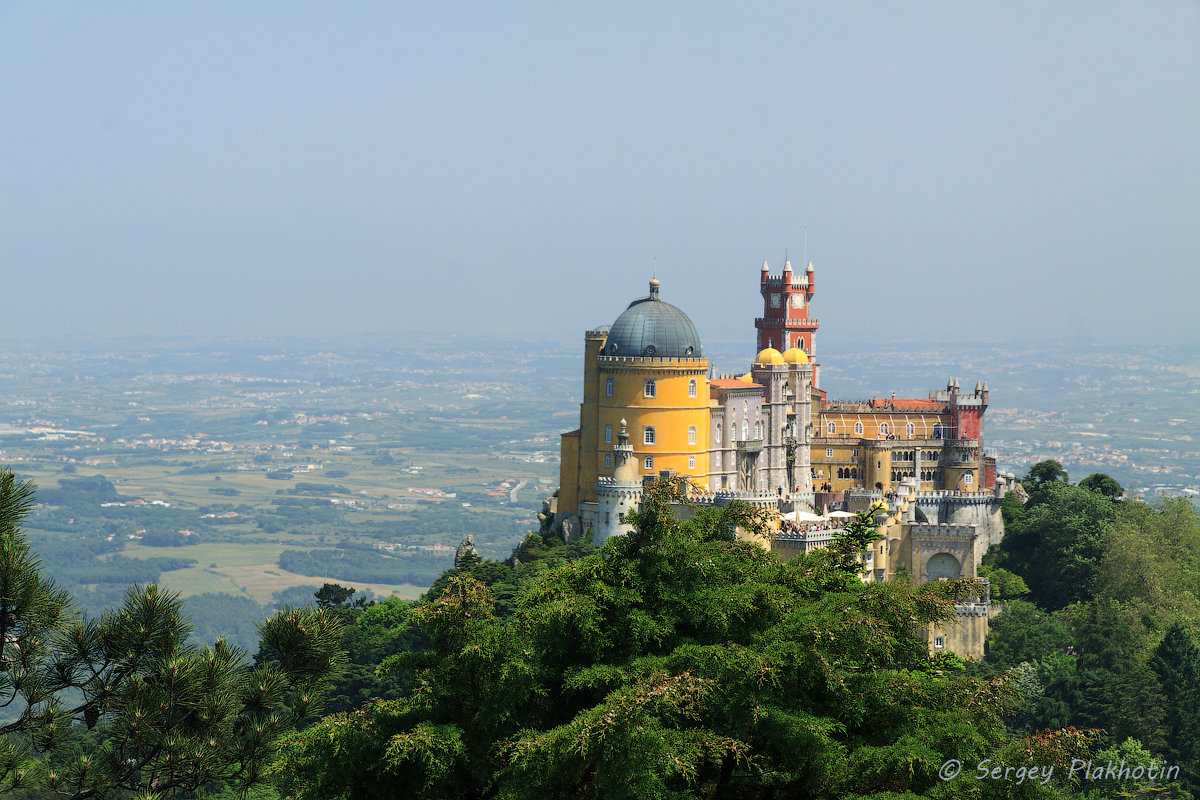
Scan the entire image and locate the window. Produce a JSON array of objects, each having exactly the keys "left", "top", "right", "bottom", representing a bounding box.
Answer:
[
  {"left": 644, "top": 456, "right": 654, "bottom": 470},
  {"left": 715, "top": 422, "right": 722, "bottom": 444},
  {"left": 906, "top": 422, "right": 915, "bottom": 438},
  {"left": 879, "top": 423, "right": 889, "bottom": 437},
  {"left": 827, "top": 422, "right": 836, "bottom": 435},
  {"left": 604, "top": 453, "right": 612, "bottom": 469},
  {"left": 964, "top": 470, "right": 974, "bottom": 485},
  {"left": 688, "top": 379, "right": 697, "bottom": 398},
  {"left": 754, "top": 421, "right": 762, "bottom": 439},
  {"left": 688, "top": 455, "right": 696, "bottom": 470},
  {"left": 852, "top": 448, "right": 859, "bottom": 457},
  {"left": 934, "top": 636, "right": 945, "bottom": 649},
  {"left": 643, "top": 379, "right": 656, "bottom": 398},
  {"left": 742, "top": 421, "right": 748, "bottom": 440},
  {"left": 605, "top": 377, "right": 613, "bottom": 397},
  {"left": 643, "top": 426, "right": 656, "bottom": 445},
  {"left": 687, "top": 425, "right": 697, "bottom": 445},
  {"left": 604, "top": 424, "right": 613, "bottom": 444},
  {"left": 826, "top": 448, "right": 834, "bottom": 459},
  {"left": 854, "top": 421, "right": 863, "bottom": 435}
]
